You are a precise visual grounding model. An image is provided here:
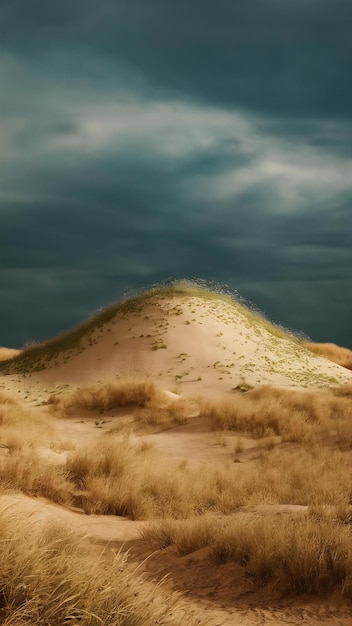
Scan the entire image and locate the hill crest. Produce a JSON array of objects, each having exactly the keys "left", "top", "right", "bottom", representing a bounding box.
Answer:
[{"left": 1, "top": 281, "right": 351, "bottom": 392}]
